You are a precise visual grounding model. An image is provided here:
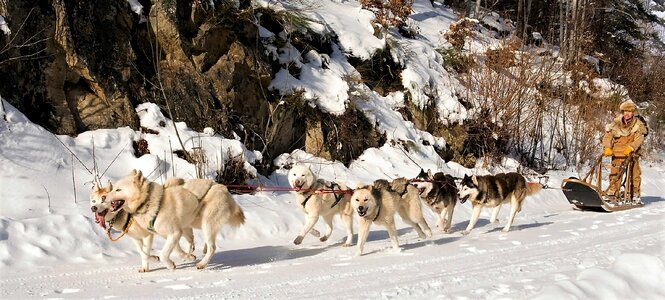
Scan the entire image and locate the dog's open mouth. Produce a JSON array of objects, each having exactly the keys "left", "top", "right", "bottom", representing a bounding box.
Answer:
[
  {"left": 293, "top": 183, "right": 304, "bottom": 192},
  {"left": 459, "top": 195, "right": 469, "bottom": 204},
  {"left": 95, "top": 209, "right": 108, "bottom": 229},
  {"left": 356, "top": 206, "right": 368, "bottom": 217},
  {"left": 110, "top": 199, "right": 125, "bottom": 212}
]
